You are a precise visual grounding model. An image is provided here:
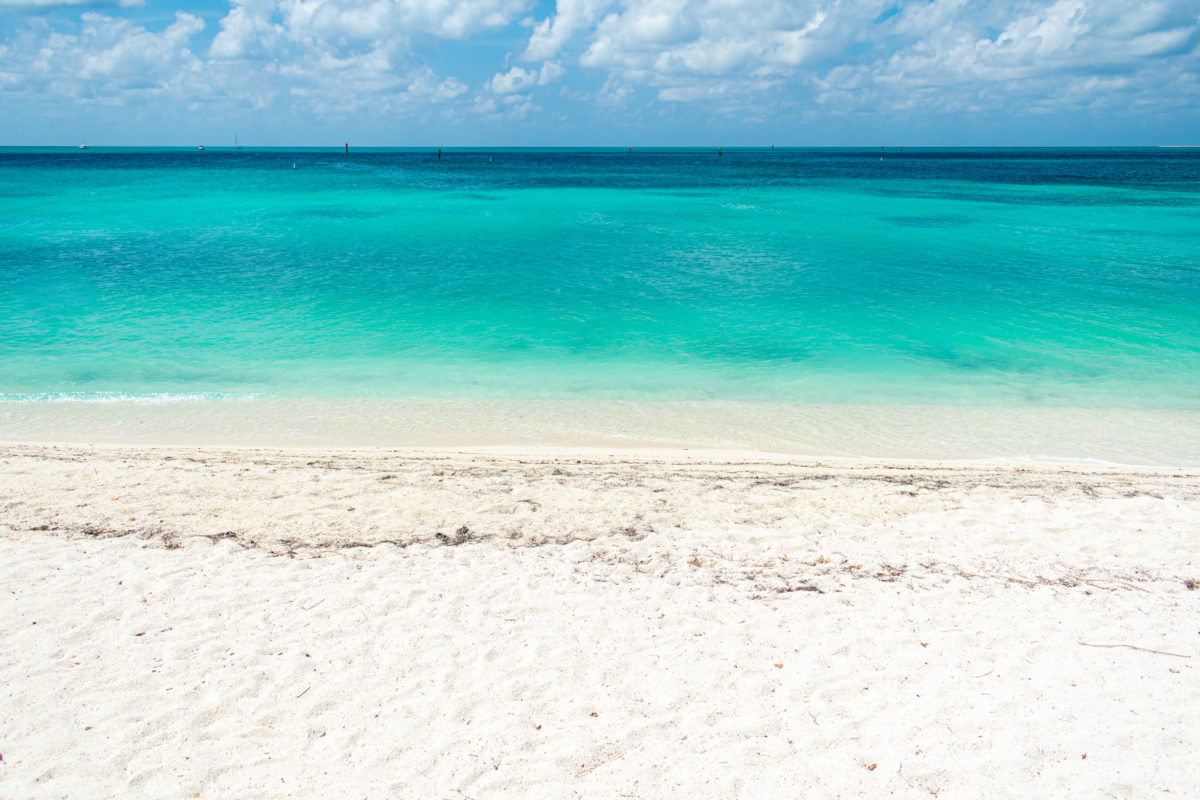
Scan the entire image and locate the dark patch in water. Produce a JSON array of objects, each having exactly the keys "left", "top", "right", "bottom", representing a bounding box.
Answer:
[
  {"left": 883, "top": 214, "right": 974, "bottom": 228},
  {"left": 291, "top": 206, "right": 384, "bottom": 219}
]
